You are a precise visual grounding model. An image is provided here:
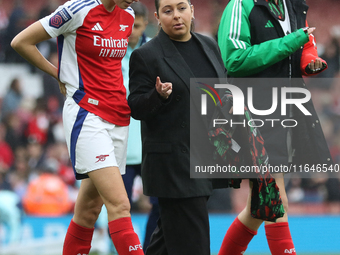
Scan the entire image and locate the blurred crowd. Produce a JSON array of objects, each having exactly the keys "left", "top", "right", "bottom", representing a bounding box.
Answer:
[
  {"left": 0, "top": 0, "right": 340, "bottom": 245},
  {"left": 0, "top": 74, "right": 77, "bottom": 209}
]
